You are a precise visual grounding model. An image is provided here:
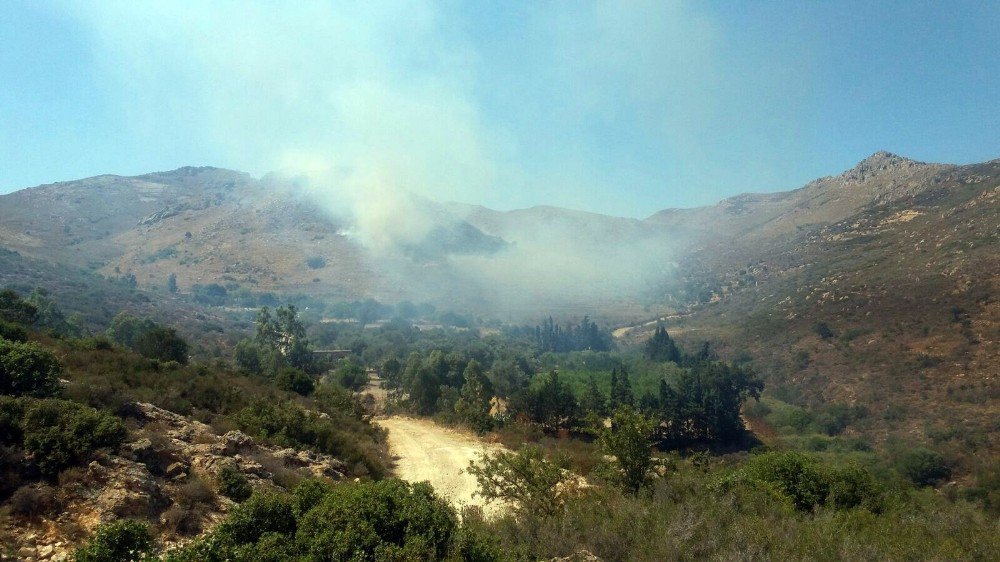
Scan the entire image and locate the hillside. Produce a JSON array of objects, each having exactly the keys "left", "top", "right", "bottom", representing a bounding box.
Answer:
[
  {"left": 0, "top": 167, "right": 506, "bottom": 307},
  {"left": 628, "top": 156, "right": 1000, "bottom": 472},
  {"left": 1, "top": 152, "right": 997, "bottom": 465}
]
